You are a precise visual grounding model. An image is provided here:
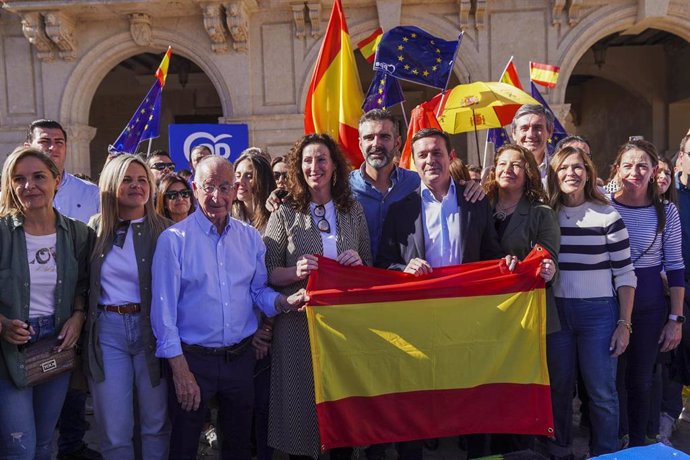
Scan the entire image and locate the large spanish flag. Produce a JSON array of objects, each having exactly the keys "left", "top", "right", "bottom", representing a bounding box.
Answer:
[
  {"left": 306, "top": 246, "right": 553, "bottom": 450},
  {"left": 304, "top": 0, "right": 364, "bottom": 167}
]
